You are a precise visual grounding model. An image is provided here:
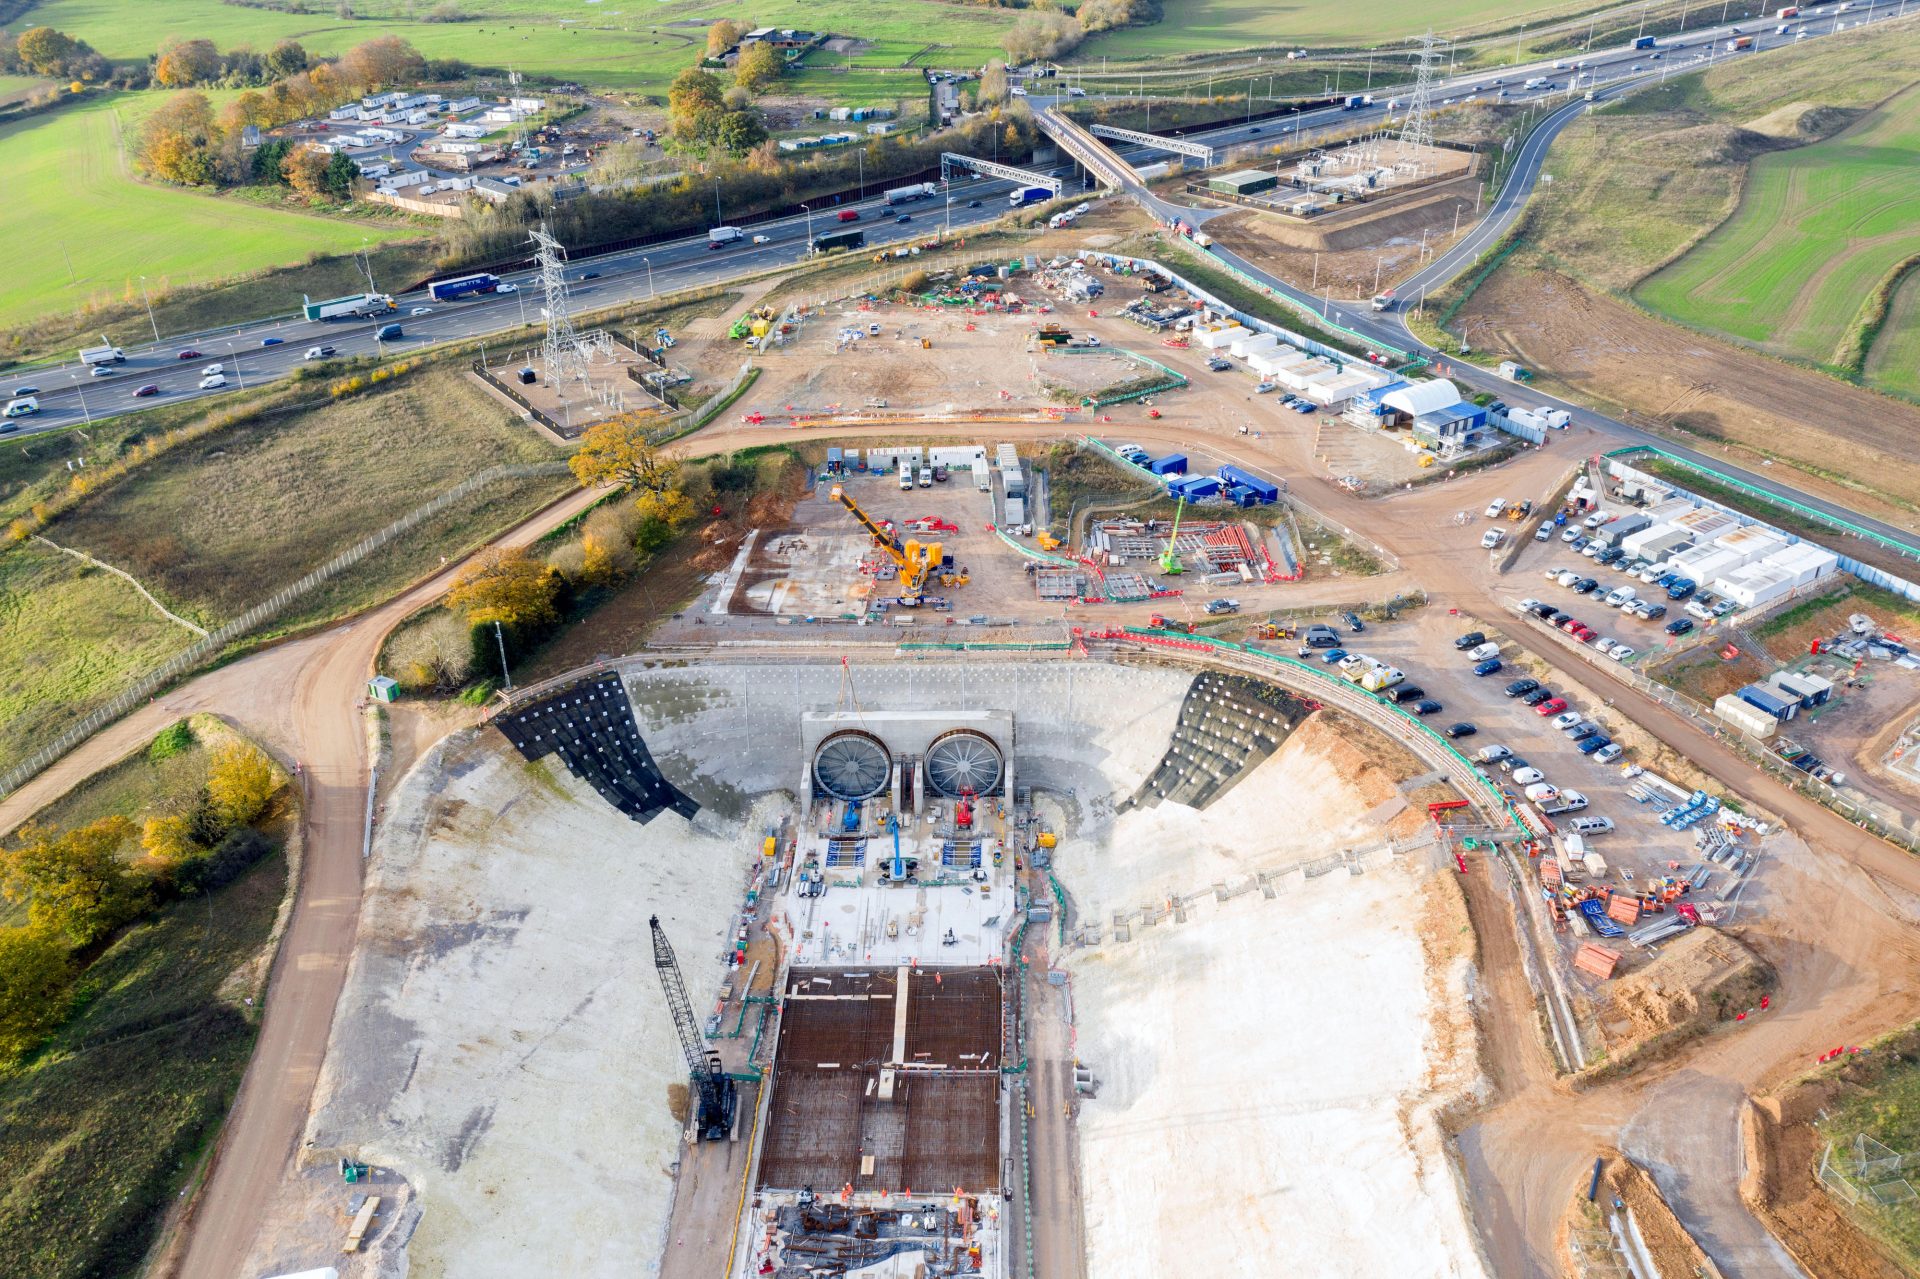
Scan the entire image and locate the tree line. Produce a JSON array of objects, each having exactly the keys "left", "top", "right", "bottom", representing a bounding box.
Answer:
[
  {"left": 132, "top": 35, "right": 430, "bottom": 192},
  {"left": 0, "top": 726, "right": 284, "bottom": 1063}
]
